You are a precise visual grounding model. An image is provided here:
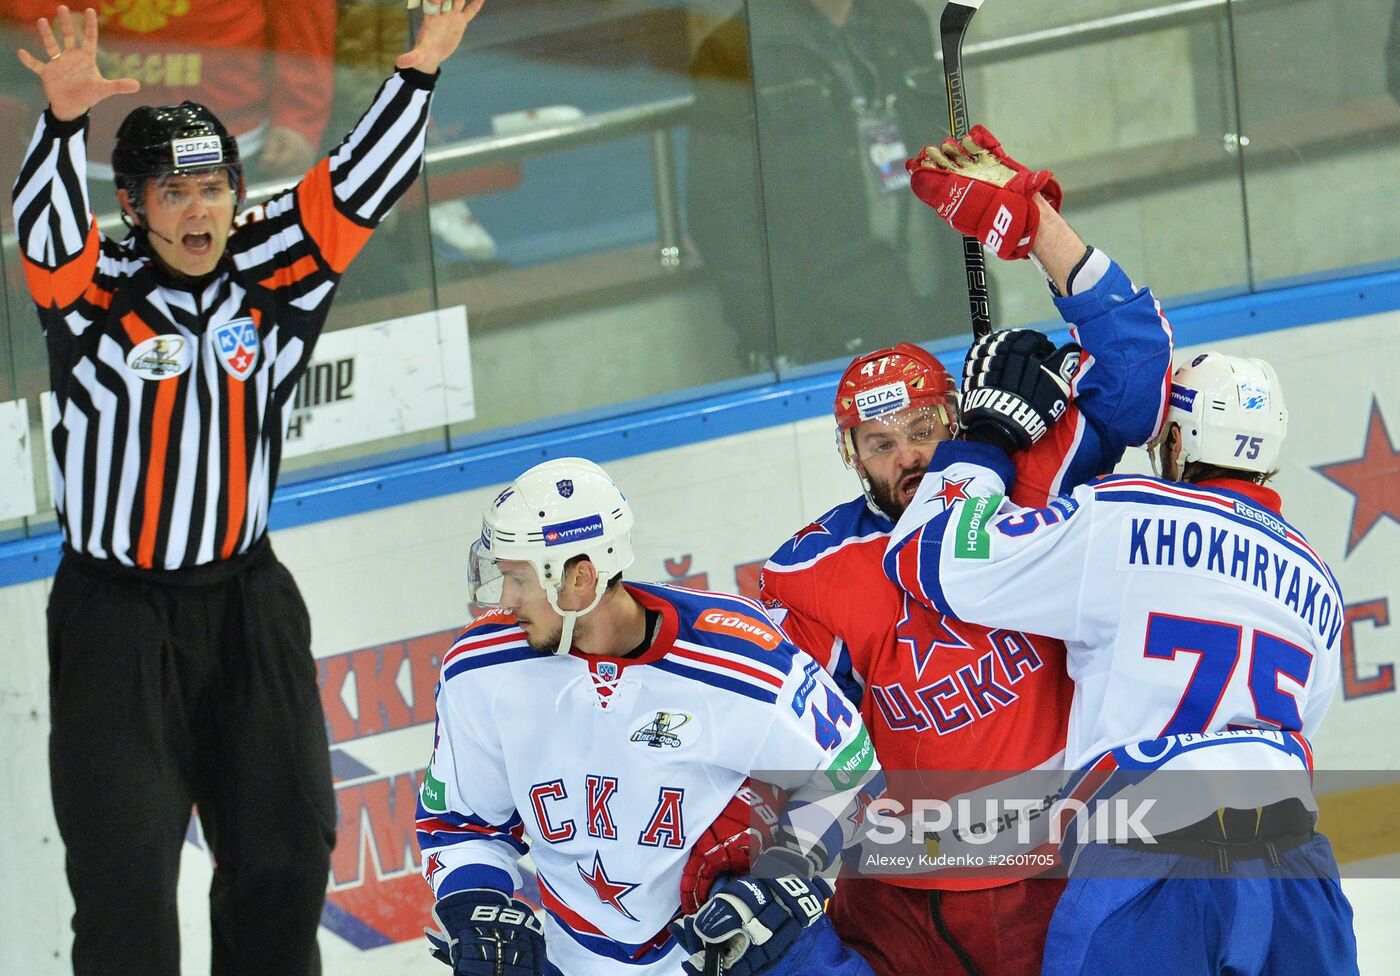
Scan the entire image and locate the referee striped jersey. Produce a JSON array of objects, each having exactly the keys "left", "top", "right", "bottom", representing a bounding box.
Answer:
[{"left": 13, "top": 68, "right": 437, "bottom": 570}]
